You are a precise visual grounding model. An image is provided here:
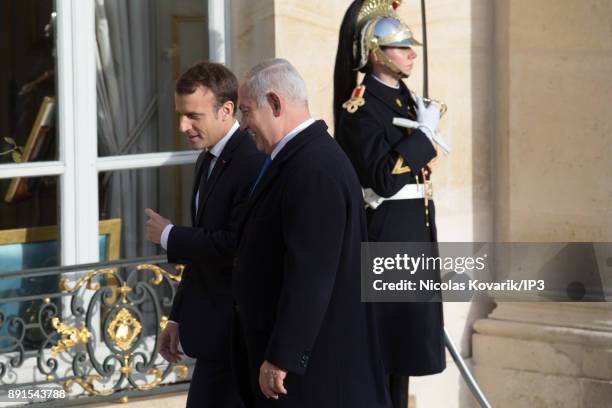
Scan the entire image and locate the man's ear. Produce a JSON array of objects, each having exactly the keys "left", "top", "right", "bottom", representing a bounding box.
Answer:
[
  {"left": 267, "top": 92, "right": 282, "bottom": 117},
  {"left": 220, "top": 100, "right": 235, "bottom": 120}
]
